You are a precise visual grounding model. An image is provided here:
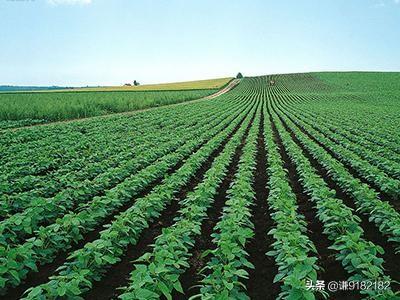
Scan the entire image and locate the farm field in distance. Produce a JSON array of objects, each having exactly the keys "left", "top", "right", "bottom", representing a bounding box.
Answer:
[
  {"left": 0, "top": 77, "right": 233, "bottom": 129},
  {"left": 0, "top": 72, "right": 400, "bottom": 299},
  {"left": 55, "top": 77, "right": 234, "bottom": 92}
]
